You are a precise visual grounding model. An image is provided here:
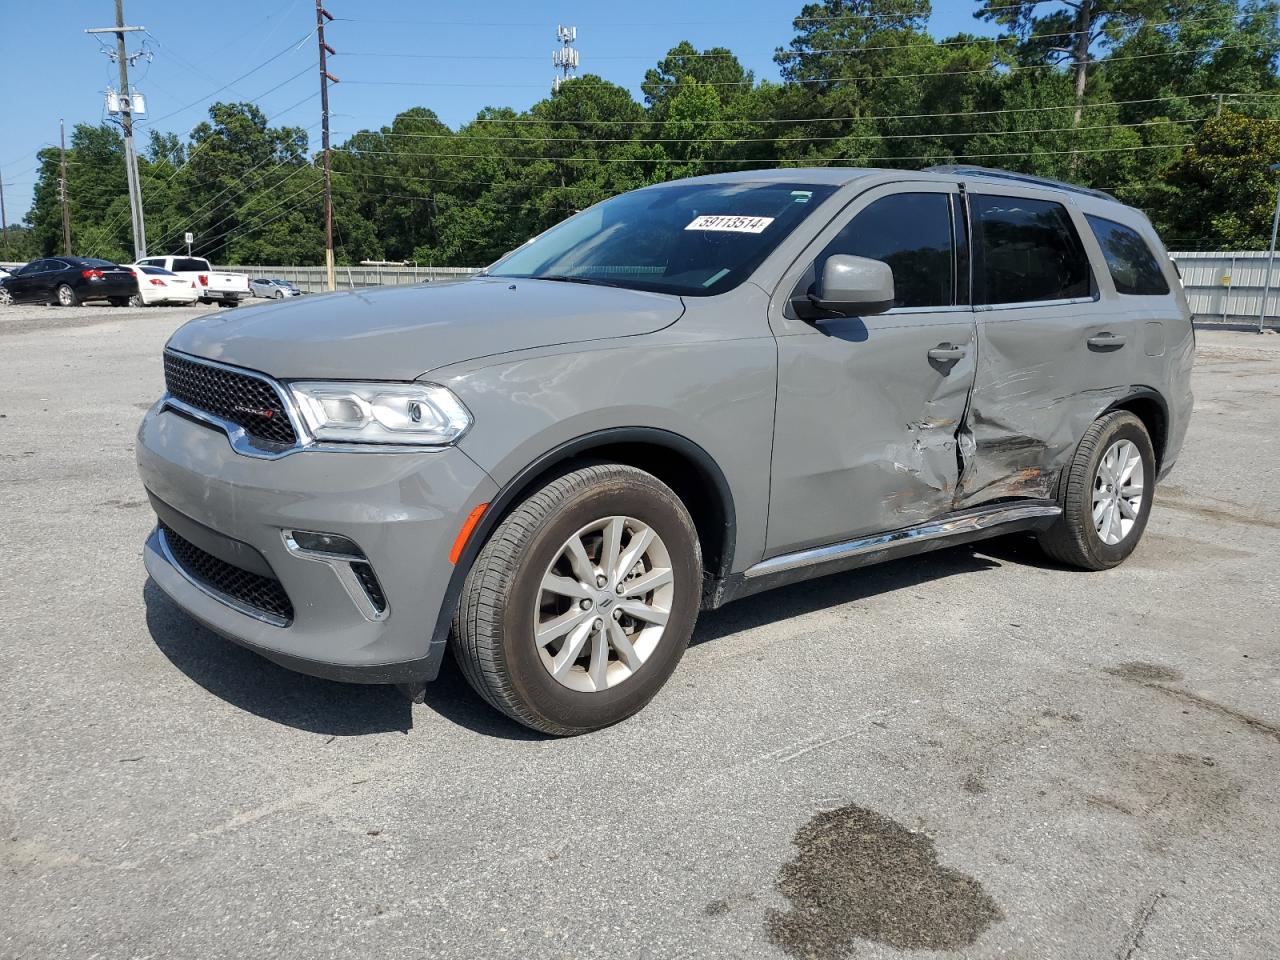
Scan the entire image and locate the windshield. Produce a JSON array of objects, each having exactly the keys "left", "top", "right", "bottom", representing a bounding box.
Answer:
[{"left": 488, "top": 181, "right": 836, "bottom": 296}]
